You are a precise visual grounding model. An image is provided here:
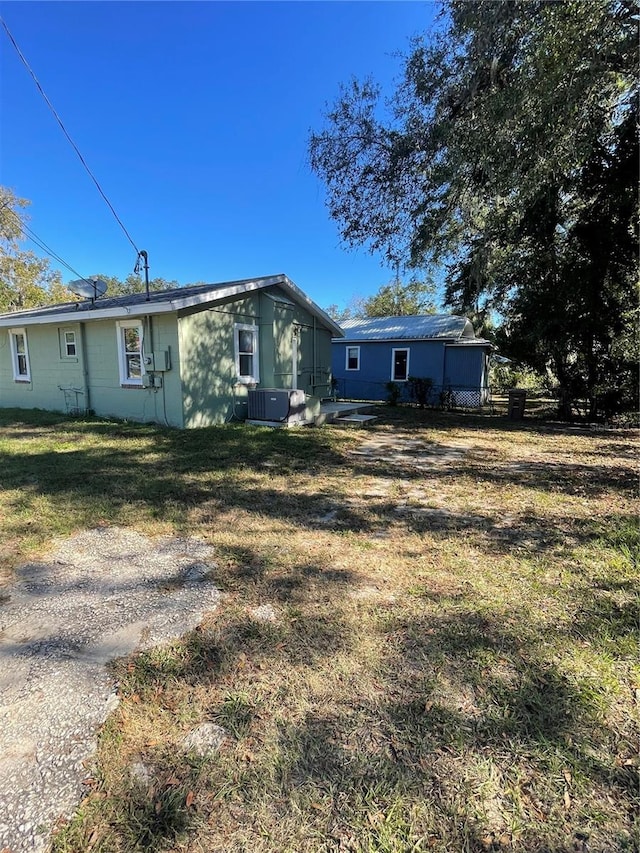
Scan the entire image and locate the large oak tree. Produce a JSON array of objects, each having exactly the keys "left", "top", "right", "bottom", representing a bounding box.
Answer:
[{"left": 310, "top": 0, "right": 638, "bottom": 417}]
